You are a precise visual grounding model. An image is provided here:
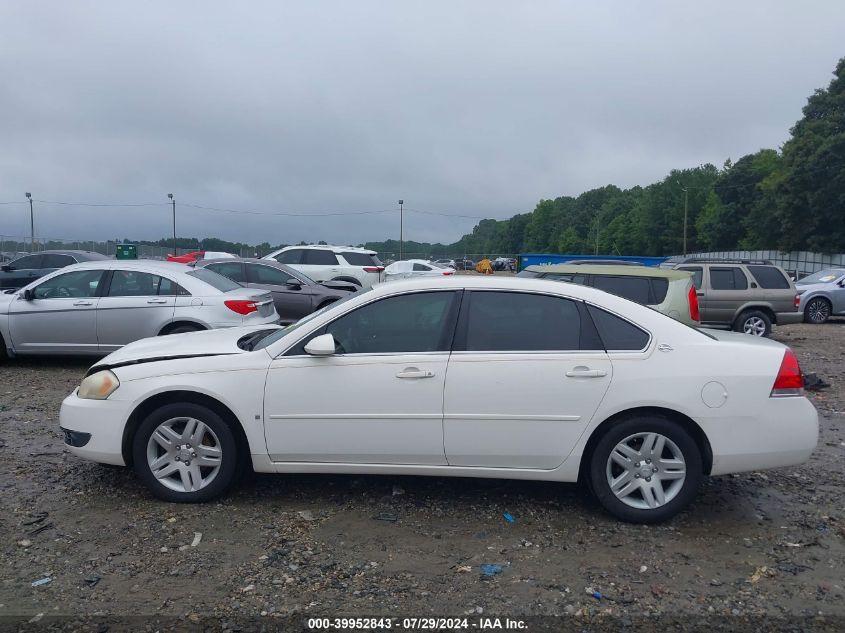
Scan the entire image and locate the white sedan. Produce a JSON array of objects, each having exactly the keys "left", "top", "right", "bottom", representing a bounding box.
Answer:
[
  {"left": 59, "top": 277, "right": 818, "bottom": 523},
  {"left": 383, "top": 259, "right": 455, "bottom": 281}
]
